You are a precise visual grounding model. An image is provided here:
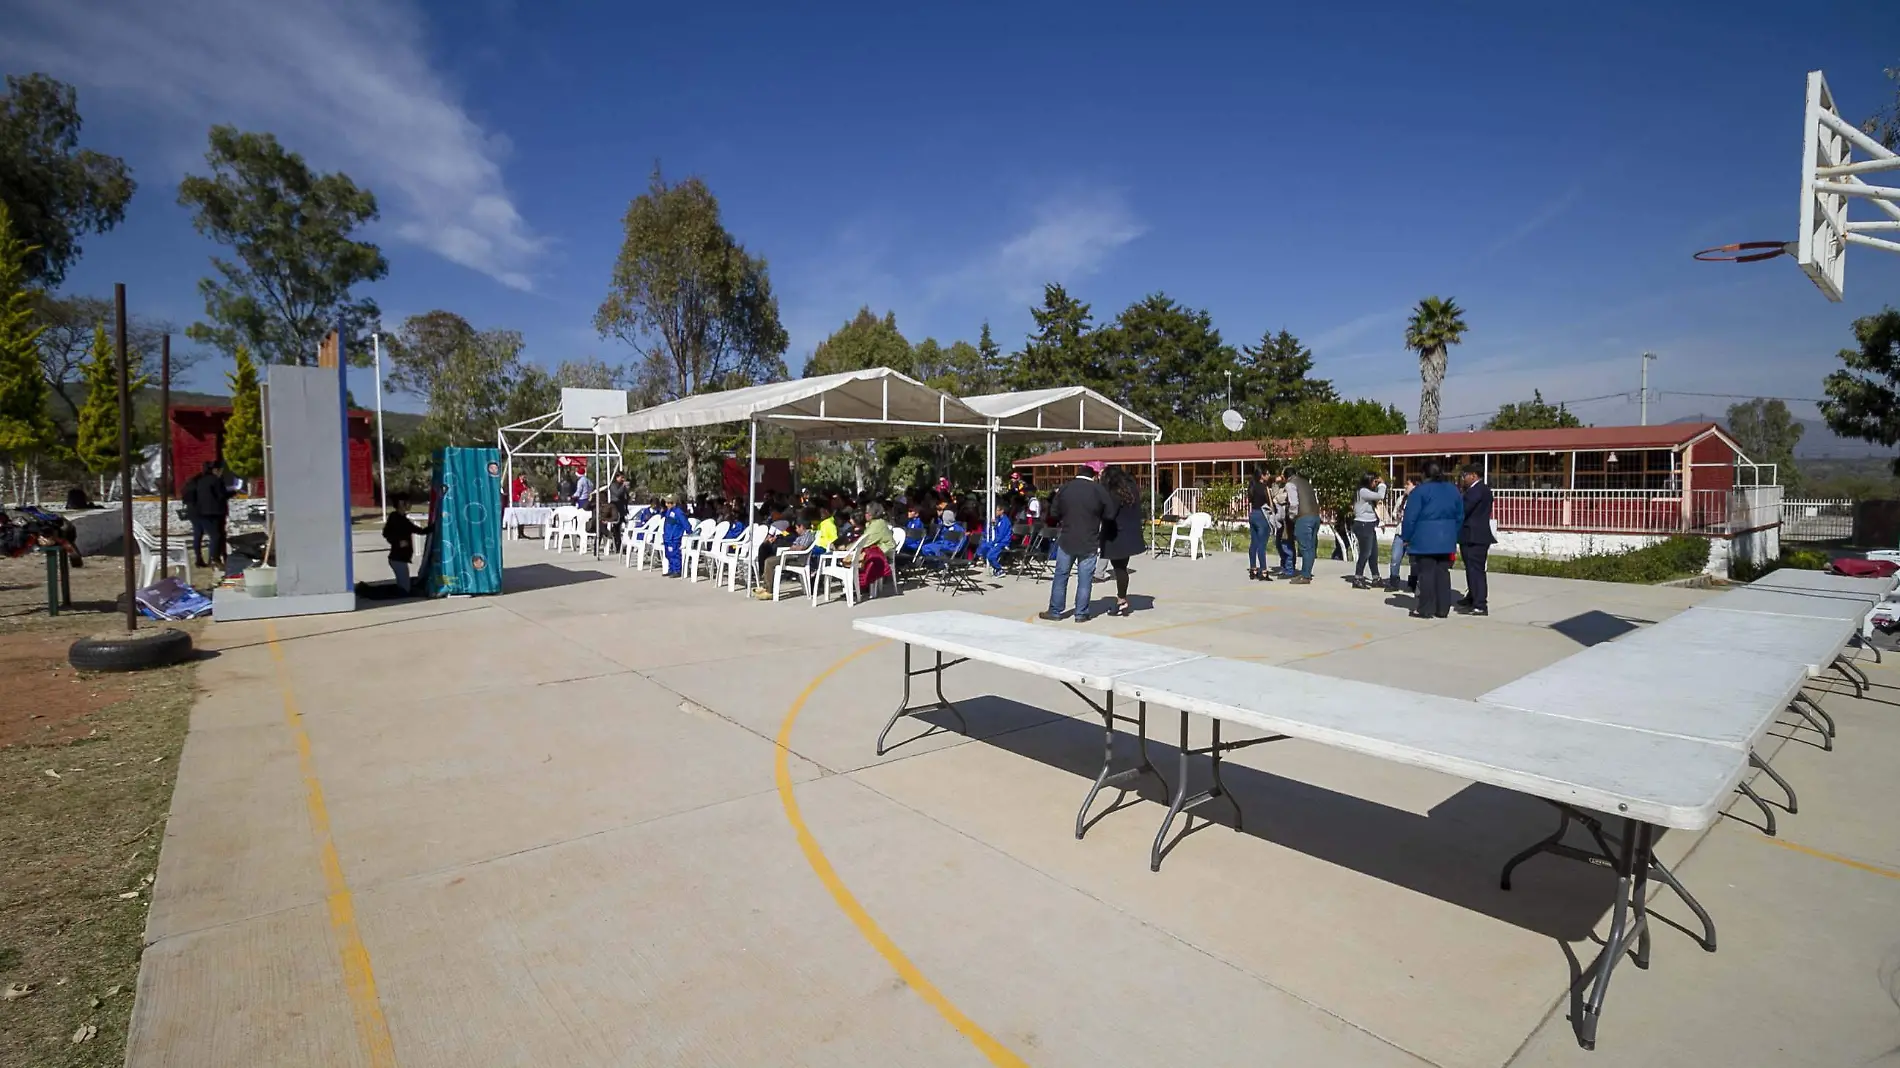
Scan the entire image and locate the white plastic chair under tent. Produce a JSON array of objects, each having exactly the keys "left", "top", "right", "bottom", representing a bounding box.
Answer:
[
  {"left": 768, "top": 546, "right": 814, "bottom": 602},
  {"left": 683, "top": 521, "right": 729, "bottom": 582},
  {"left": 622, "top": 515, "right": 665, "bottom": 569},
  {"left": 814, "top": 547, "right": 898, "bottom": 606},
  {"left": 713, "top": 525, "right": 771, "bottom": 591},
  {"left": 1166, "top": 512, "right": 1214, "bottom": 559},
  {"left": 132, "top": 519, "right": 193, "bottom": 587}
]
